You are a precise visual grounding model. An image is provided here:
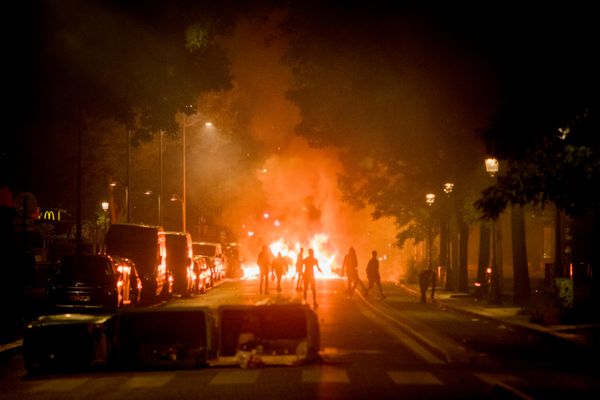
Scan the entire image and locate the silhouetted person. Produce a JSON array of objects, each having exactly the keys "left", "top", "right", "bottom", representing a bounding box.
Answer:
[
  {"left": 419, "top": 269, "right": 436, "bottom": 303},
  {"left": 272, "top": 252, "right": 287, "bottom": 292},
  {"left": 257, "top": 245, "right": 271, "bottom": 295},
  {"left": 295, "top": 247, "right": 304, "bottom": 291},
  {"left": 303, "top": 248, "right": 322, "bottom": 308},
  {"left": 342, "top": 247, "right": 366, "bottom": 297},
  {"left": 365, "top": 250, "right": 386, "bottom": 299}
]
